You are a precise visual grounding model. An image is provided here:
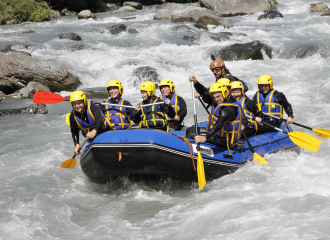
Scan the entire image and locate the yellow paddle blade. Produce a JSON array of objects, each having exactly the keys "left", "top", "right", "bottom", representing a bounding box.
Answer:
[
  {"left": 66, "top": 113, "right": 71, "bottom": 126},
  {"left": 313, "top": 128, "right": 330, "bottom": 140},
  {"left": 61, "top": 158, "right": 77, "bottom": 168},
  {"left": 197, "top": 152, "right": 206, "bottom": 190},
  {"left": 288, "top": 131, "right": 321, "bottom": 152},
  {"left": 253, "top": 152, "right": 268, "bottom": 165}
]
